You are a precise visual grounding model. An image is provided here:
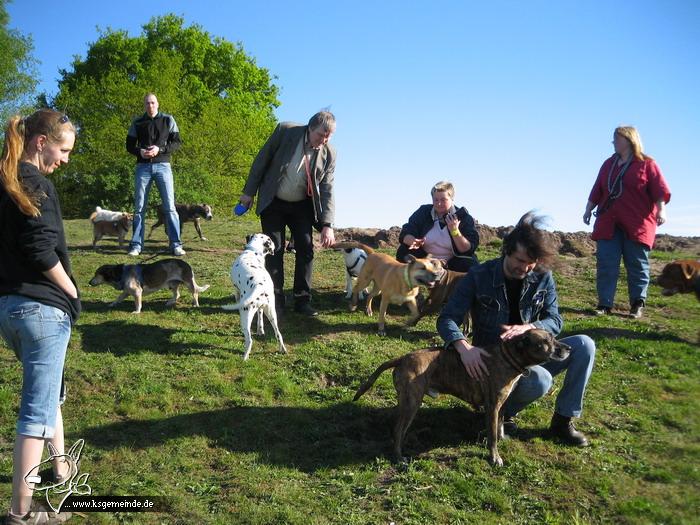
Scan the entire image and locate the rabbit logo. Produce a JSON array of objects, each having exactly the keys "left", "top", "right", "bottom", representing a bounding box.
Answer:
[{"left": 25, "top": 439, "right": 92, "bottom": 513}]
